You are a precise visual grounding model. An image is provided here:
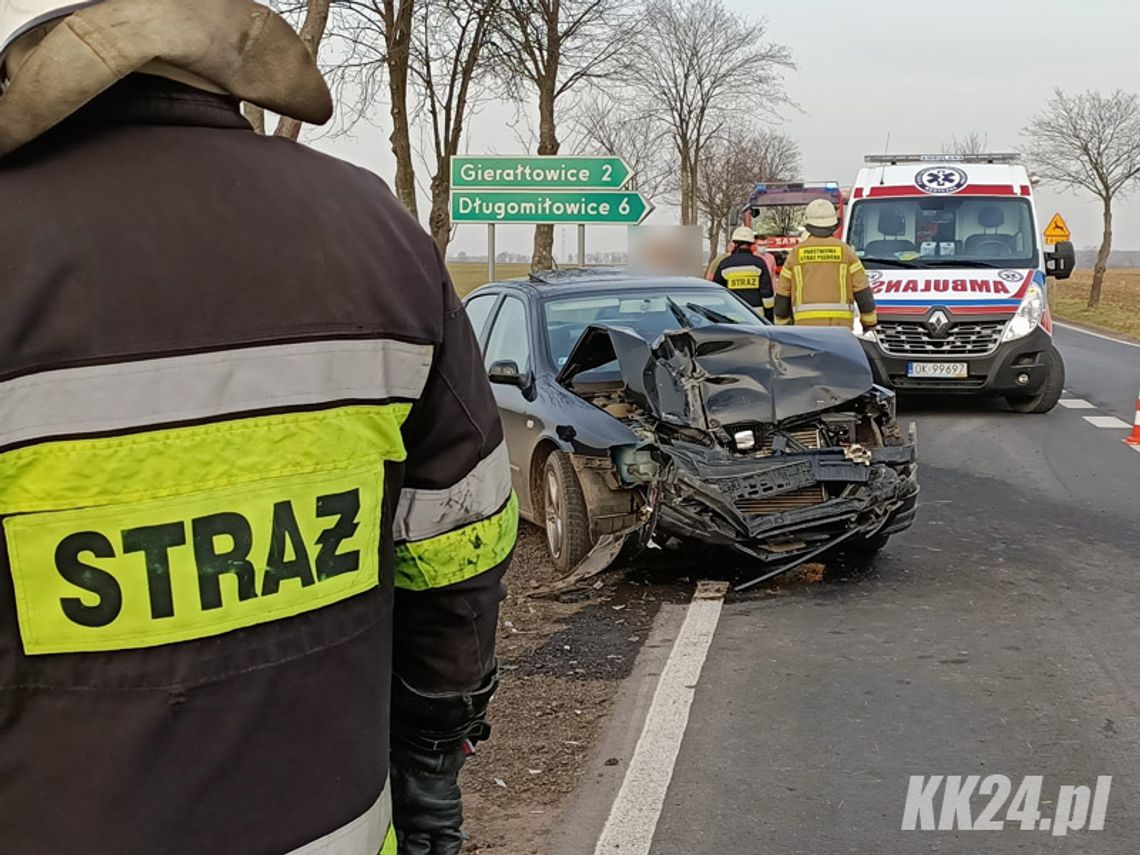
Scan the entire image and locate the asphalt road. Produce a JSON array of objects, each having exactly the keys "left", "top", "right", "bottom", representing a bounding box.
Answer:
[{"left": 647, "top": 326, "right": 1140, "bottom": 853}]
